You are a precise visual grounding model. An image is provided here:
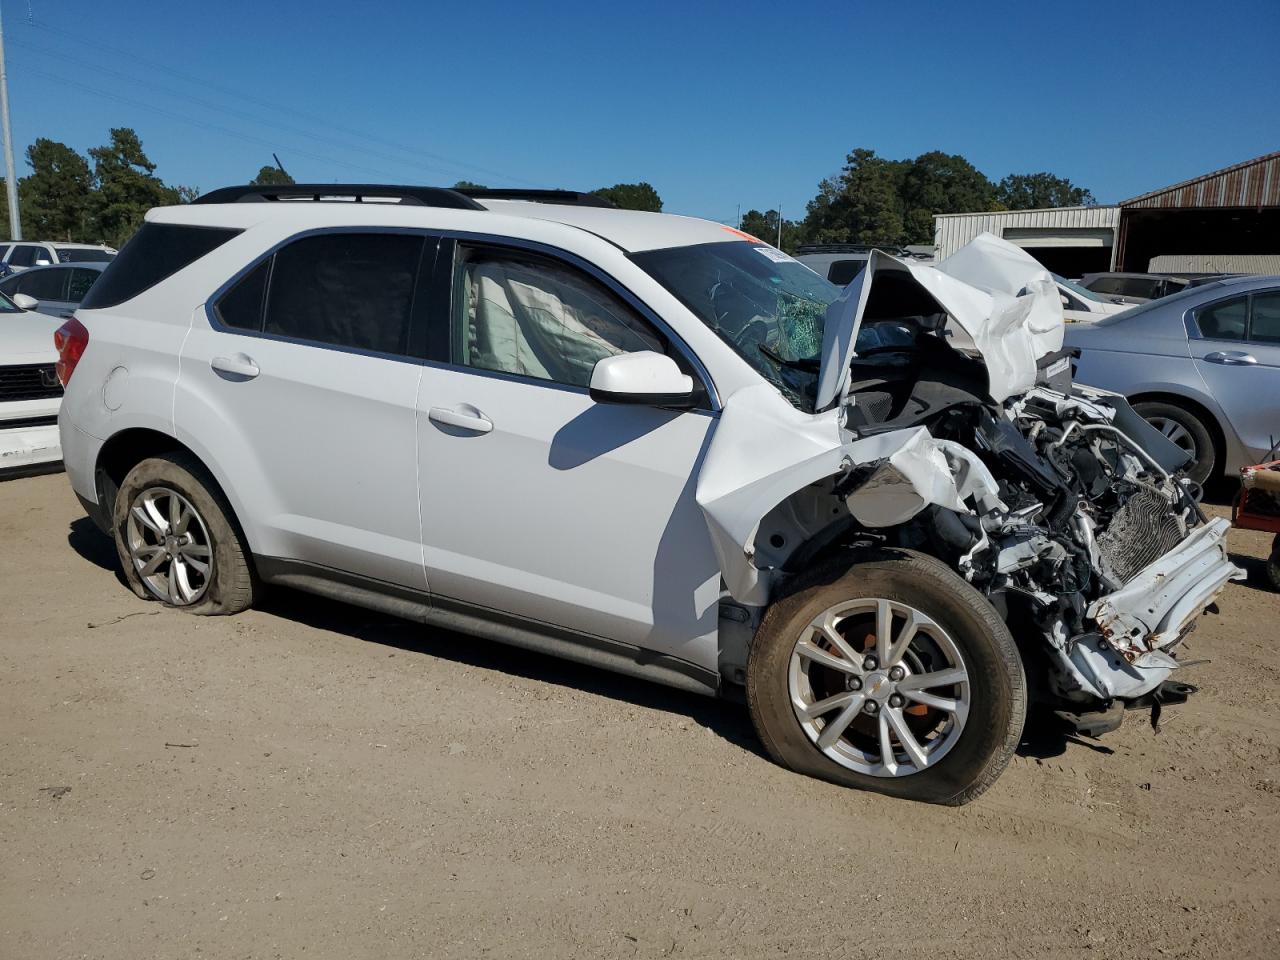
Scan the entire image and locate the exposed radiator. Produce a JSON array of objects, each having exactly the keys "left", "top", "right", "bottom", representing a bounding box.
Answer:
[{"left": 1096, "top": 489, "right": 1187, "bottom": 584}]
